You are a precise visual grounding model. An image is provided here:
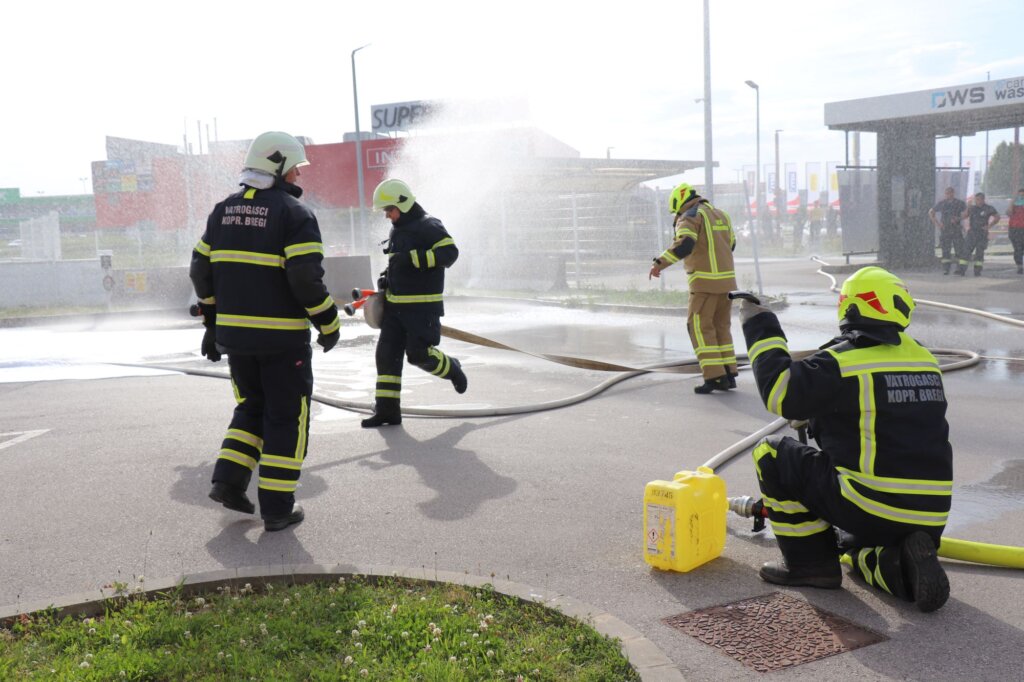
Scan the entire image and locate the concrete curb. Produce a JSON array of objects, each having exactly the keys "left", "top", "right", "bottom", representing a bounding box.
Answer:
[{"left": 0, "top": 564, "right": 685, "bottom": 681}]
